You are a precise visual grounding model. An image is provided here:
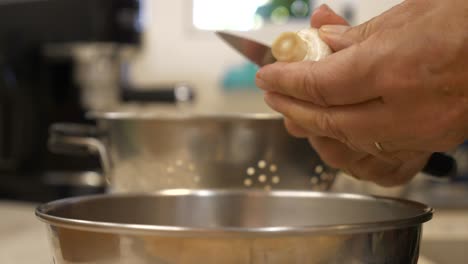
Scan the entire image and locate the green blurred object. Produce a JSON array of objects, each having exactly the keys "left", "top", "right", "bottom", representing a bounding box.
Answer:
[
  {"left": 256, "top": 0, "right": 310, "bottom": 20},
  {"left": 222, "top": 62, "right": 259, "bottom": 90}
]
